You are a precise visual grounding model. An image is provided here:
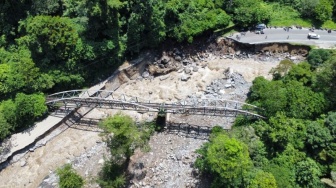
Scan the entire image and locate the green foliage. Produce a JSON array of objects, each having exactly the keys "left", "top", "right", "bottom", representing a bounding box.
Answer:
[
  {"left": 165, "top": 0, "right": 230, "bottom": 42},
  {"left": 99, "top": 113, "right": 141, "bottom": 160},
  {"left": 0, "top": 47, "right": 54, "bottom": 97},
  {"left": 249, "top": 170, "right": 277, "bottom": 188},
  {"left": 0, "top": 112, "right": 11, "bottom": 141},
  {"left": 248, "top": 77, "right": 287, "bottom": 117},
  {"left": 98, "top": 114, "right": 155, "bottom": 187},
  {"left": 0, "top": 99, "right": 17, "bottom": 128},
  {"left": 196, "top": 131, "right": 252, "bottom": 187},
  {"left": 19, "top": 15, "right": 79, "bottom": 64},
  {"left": 97, "top": 160, "right": 126, "bottom": 188},
  {"left": 266, "top": 144, "right": 306, "bottom": 187},
  {"left": 296, "top": 0, "right": 320, "bottom": 18},
  {"left": 14, "top": 93, "right": 47, "bottom": 126},
  {"left": 0, "top": 0, "right": 31, "bottom": 41},
  {"left": 233, "top": 0, "right": 270, "bottom": 27},
  {"left": 307, "top": 49, "right": 332, "bottom": 69},
  {"left": 313, "top": 57, "right": 336, "bottom": 109},
  {"left": 270, "top": 59, "right": 295, "bottom": 80},
  {"left": 314, "top": 0, "right": 334, "bottom": 22},
  {"left": 325, "top": 112, "right": 336, "bottom": 139},
  {"left": 126, "top": 0, "right": 166, "bottom": 53},
  {"left": 267, "top": 3, "right": 313, "bottom": 27},
  {"left": 283, "top": 62, "right": 314, "bottom": 86},
  {"left": 285, "top": 80, "right": 326, "bottom": 118},
  {"left": 0, "top": 93, "right": 47, "bottom": 133},
  {"left": 253, "top": 113, "right": 307, "bottom": 151},
  {"left": 248, "top": 73, "right": 327, "bottom": 119},
  {"left": 295, "top": 158, "right": 323, "bottom": 187},
  {"left": 57, "top": 164, "right": 84, "bottom": 188},
  {"left": 265, "top": 163, "right": 297, "bottom": 188},
  {"left": 235, "top": 52, "right": 335, "bottom": 188},
  {"left": 229, "top": 126, "right": 268, "bottom": 167},
  {"left": 31, "top": 0, "right": 62, "bottom": 15},
  {"left": 306, "top": 121, "right": 333, "bottom": 153}
]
